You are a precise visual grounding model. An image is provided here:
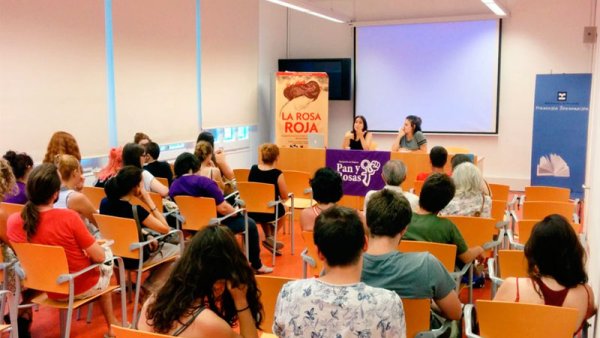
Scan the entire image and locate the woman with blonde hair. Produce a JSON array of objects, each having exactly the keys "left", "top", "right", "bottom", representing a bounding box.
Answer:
[
  {"left": 195, "top": 141, "right": 225, "bottom": 192},
  {"left": 43, "top": 131, "right": 81, "bottom": 163},
  {"left": 54, "top": 154, "right": 100, "bottom": 236},
  {"left": 95, "top": 147, "right": 123, "bottom": 188},
  {"left": 439, "top": 162, "right": 491, "bottom": 218},
  {"left": 248, "top": 144, "right": 288, "bottom": 254}
]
